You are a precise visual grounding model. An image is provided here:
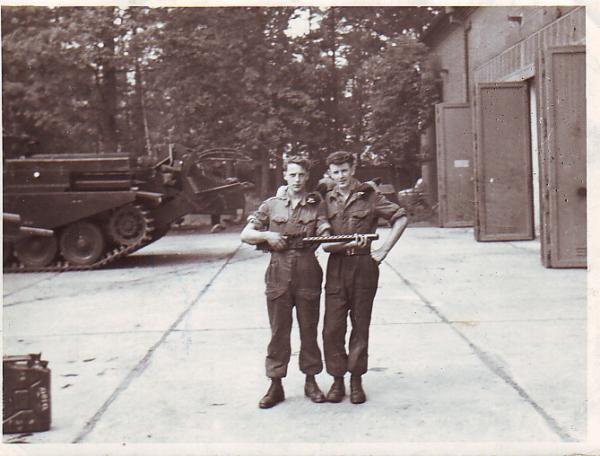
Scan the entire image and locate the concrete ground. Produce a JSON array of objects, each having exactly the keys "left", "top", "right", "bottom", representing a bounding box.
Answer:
[{"left": 1, "top": 226, "right": 588, "bottom": 450}]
